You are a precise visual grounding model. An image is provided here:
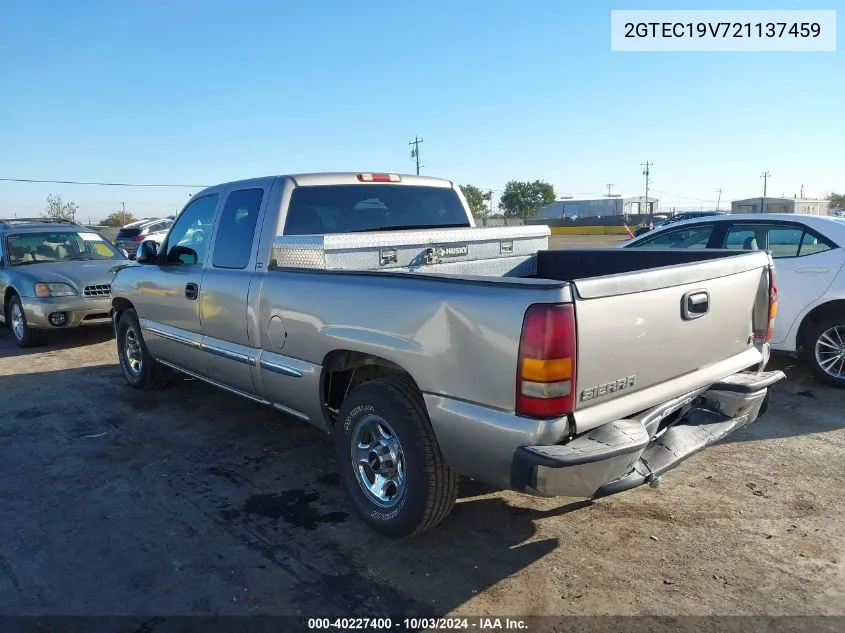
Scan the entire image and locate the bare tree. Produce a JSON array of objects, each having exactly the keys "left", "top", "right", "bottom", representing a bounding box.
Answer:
[{"left": 45, "top": 194, "right": 79, "bottom": 222}]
